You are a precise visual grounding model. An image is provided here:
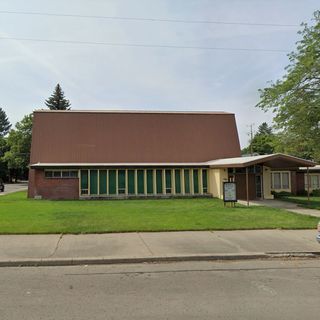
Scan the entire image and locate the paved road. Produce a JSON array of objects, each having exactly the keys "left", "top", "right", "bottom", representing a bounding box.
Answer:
[
  {"left": 1, "top": 260, "right": 319, "bottom": 319},
  {"left": 0, "top": 183, "right": 28, "bottom": 196}
]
